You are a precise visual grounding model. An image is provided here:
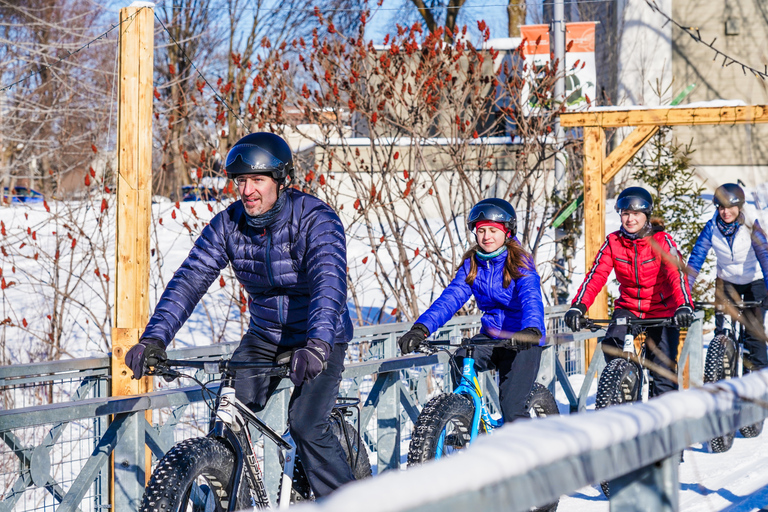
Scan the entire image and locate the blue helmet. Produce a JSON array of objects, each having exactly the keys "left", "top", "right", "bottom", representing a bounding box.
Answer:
[
  {"left": 615, "top": 187, "right": 653, "bottom": 216},
  {"left": 713, "top": 183, "right": 745, "bottom": 209},
  {"left": 225, "top": 132, "right": 294, "bottom": 182},
  {"left": 467, "top": 198, "right": 517, "bottom": 236}
]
